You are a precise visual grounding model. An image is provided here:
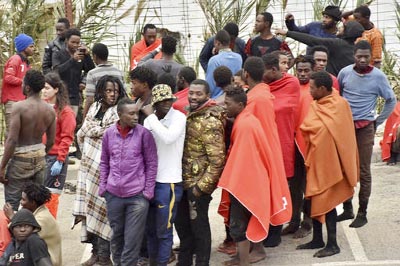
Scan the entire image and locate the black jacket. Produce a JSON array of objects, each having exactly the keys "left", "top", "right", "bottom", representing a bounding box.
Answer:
[
  {"left": 42, "top": 37, "right": 66, "bottom": 75},
  {"left": 53, "top": 48, "right": 95, "bottom": 105}
]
